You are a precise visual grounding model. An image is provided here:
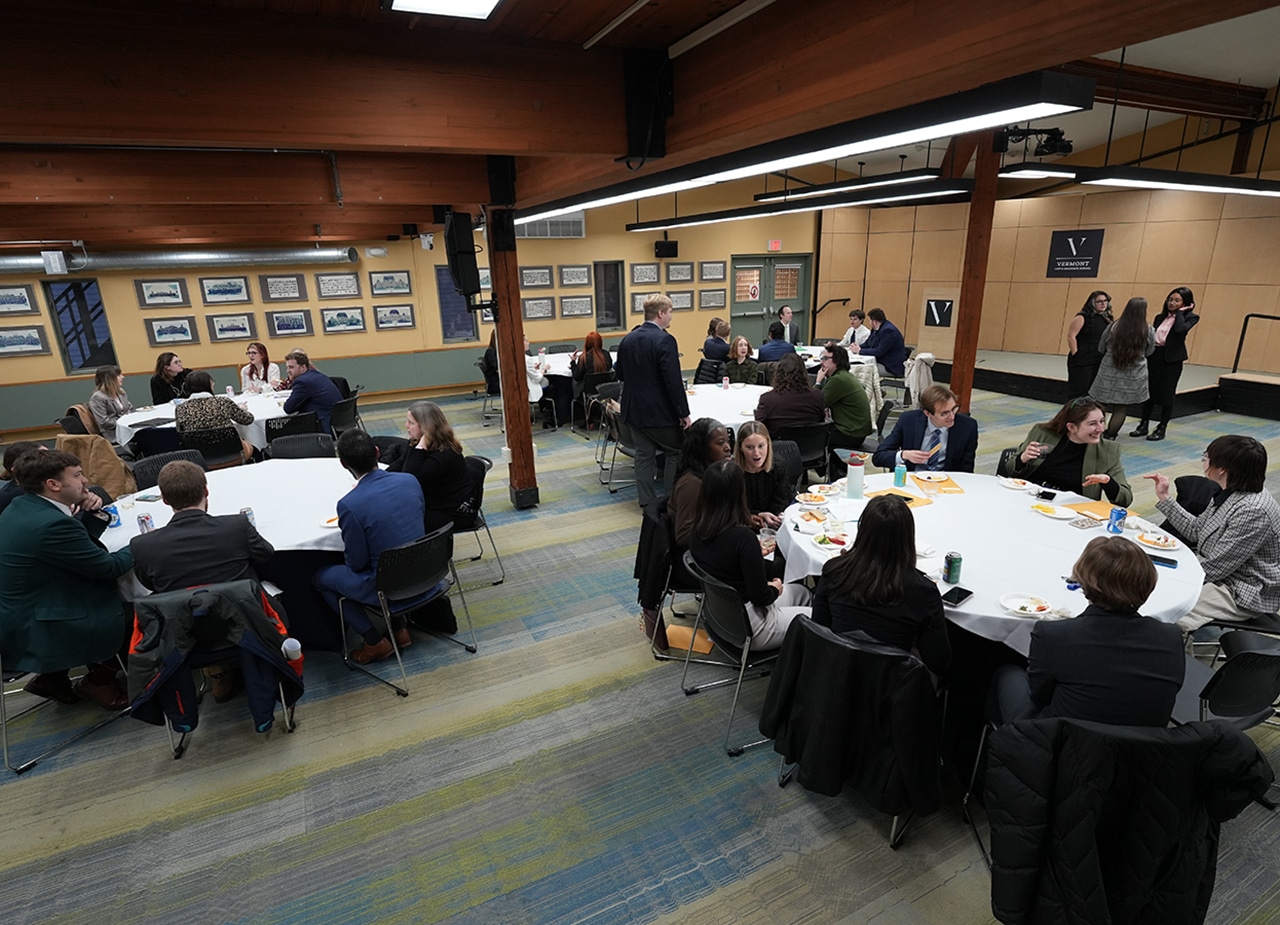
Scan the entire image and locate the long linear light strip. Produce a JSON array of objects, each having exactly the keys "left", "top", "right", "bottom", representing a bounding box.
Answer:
[
  {"left": 1076, "top": 165, "right": 1280, "bottom": 198},
  {"left": 387, "top": 0, "right": 502, "bottom": 18},
  {"left": 517, "top": 101, "right": 1080, "bottom": 225},
  {"left": 756, "top": 167, "right": 942, "bottom": 202},
  {"left": 999, "top": 162, "right": 1078, "bottom": 179},
  {"left": 624, "top": 181, "right": 975, "bottom": 232}
]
